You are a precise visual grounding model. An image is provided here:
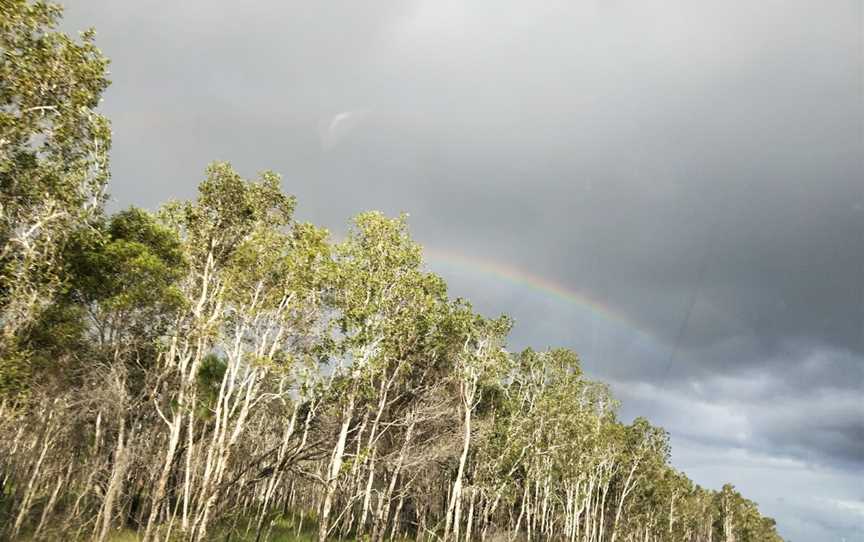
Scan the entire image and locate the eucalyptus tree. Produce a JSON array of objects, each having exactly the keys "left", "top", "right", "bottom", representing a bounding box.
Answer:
[
  {"left": 606, "top": 418, "right": 670, "bottom": 542},
  {"left": 493, "top": 348, "right": 585, "bottom": 541},
  {"left": 141, "top": 163, "right": 333, "bottom": 542},
  {"left": 0, "top": 207, "right": 186, "bottom": 540},
  {"left": 0, "top": 0, "right": 111, "bottom": 394},
  {"left": 69, "top": 209, "right": 185, "bottom": 542},
  {"left": 317, "top": 211, "right": 452, "bottom": 542},
  {"left": 711, "top": 484, "right": 782, "bottom": 542},
  {"left": 441, "top": 306, "right": 511, "bottom": 542}
]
